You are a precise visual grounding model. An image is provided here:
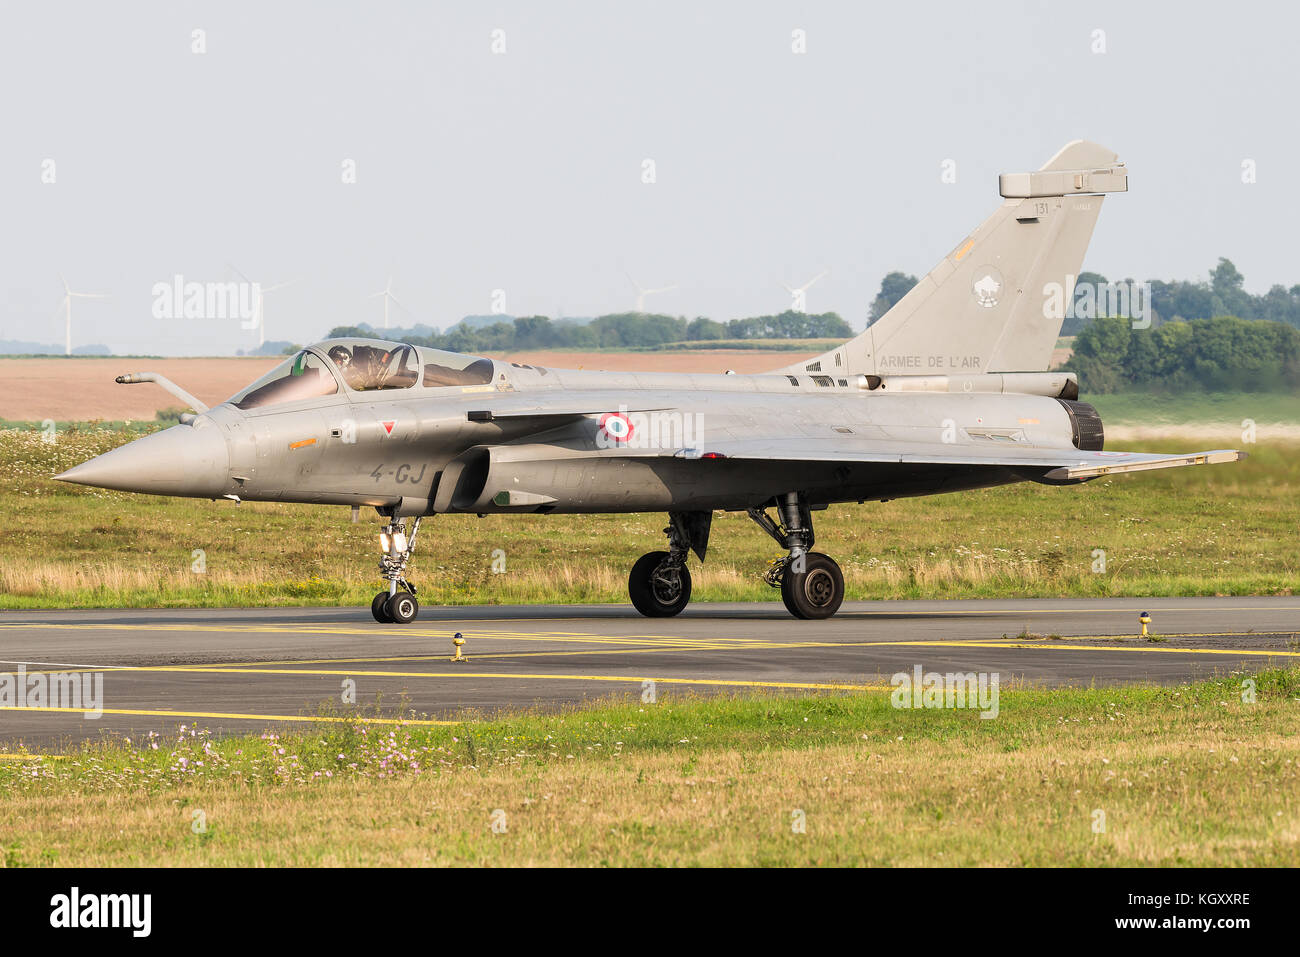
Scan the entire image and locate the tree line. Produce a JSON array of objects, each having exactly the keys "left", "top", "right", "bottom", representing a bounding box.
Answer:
[
  {"left": 327, "top": 310, "right": 853, "bottom": 353},
  {"left": 317, "top": 257, "right": 1300, "bottom": 394},
  {"left": 870, "top": 257, "right": 1300, "bottom": 334},
  {"left": 1063, "top": 315, "right": 1300, "bottom": 393},
  {"left": 869, "top": 257, "right": 1300, "bottom": 392}
]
